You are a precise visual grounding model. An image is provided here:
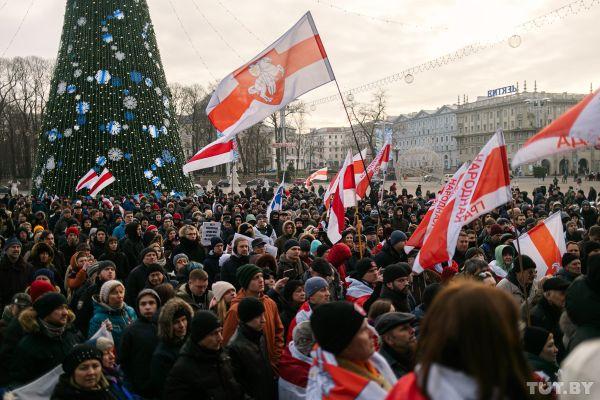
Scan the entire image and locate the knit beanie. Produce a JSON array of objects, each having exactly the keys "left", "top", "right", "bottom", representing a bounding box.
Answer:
[
  {"left": 210, "top": 236, "right": 224, "bottom": 249},
  {"left": 211, "top": 281, "right": 236, "bottom": 303},
  {"left": 513, "top": 254, "right": 536, "bottom": 272},
  {"left": 33, "top": 268, "right": 55, "bottom": 284},
  {"left": 173, "top": 253, "right": 189, "bottom": 265},
  {"left": 87, "top": 260, "right": 116, "bottom": 278},
  {"left": 191, "top": 311, "right": 221, "bottom": 343},
  {"left": 300, "top": 239, "right": 311, "bottom": 252},
  {"left": 389, "top": 231, "right": 408, "bottom": 246},
  {"left": 562, "top": 252, "right": 579, "bottom": 268},
  {"left": 140, "top": 247, "right": 158, "bottom": 261},
  {"left": 33, "top": 292, "right": 67, "bottom": 319},
  {"left": 33, "top": 225, "right": 45, "bottom": 234},
  {"left": 310, "top": 301, "right": 365, "bottom": 355},
  {"left": 100, "top": 280, "right": 124, "bottom": 304},
  {"left": 3, "top": 236, "right": 21, "bottom": 251},
  {"left": 304, "top": 277, "right": 329, "bottom": 299},
  {"left": 146, "top": 263, "right": 165, "bottom": 275},
  {"left": 284, "top": 239, "right": 300, "bottom": 253},
  {"left": 238, "top": 297, "right": 265, "bottom": 323},
  {"left": 310, "top": 240, "right": 322, "bottom": 256},
  {"left": 236, "top": 264, "right": 262, "bottom": 289},
  {"left": 137, "top": 288, "right": 161, "bottom": 308},
  {"left": 63, "top": 344, "right": 102, "bottom": 375},
  {"left": 30, "top": 280, "right": 57, "bottom": 303},
  {"left": 66, "top": 226, "right": 80, "bottom": 237},
  {"left": 523, "top": 326, "right": 551, "bottom": 356},
  {"left": 383, "top": 262, "right": 411, "bottom": 283},
  {"left": 283, "top": 280, "right": 304, "bottom": 303},
  {"left": 354, "top": 258, "right": 376, "bottom": 279}
]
